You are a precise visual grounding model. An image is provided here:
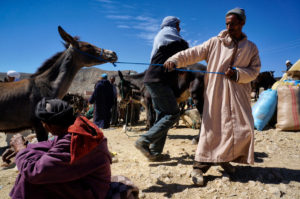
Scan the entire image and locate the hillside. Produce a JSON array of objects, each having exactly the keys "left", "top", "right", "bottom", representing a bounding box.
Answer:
[{"left": 0, "top": 67, "right": 137, "bottom": 96}]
